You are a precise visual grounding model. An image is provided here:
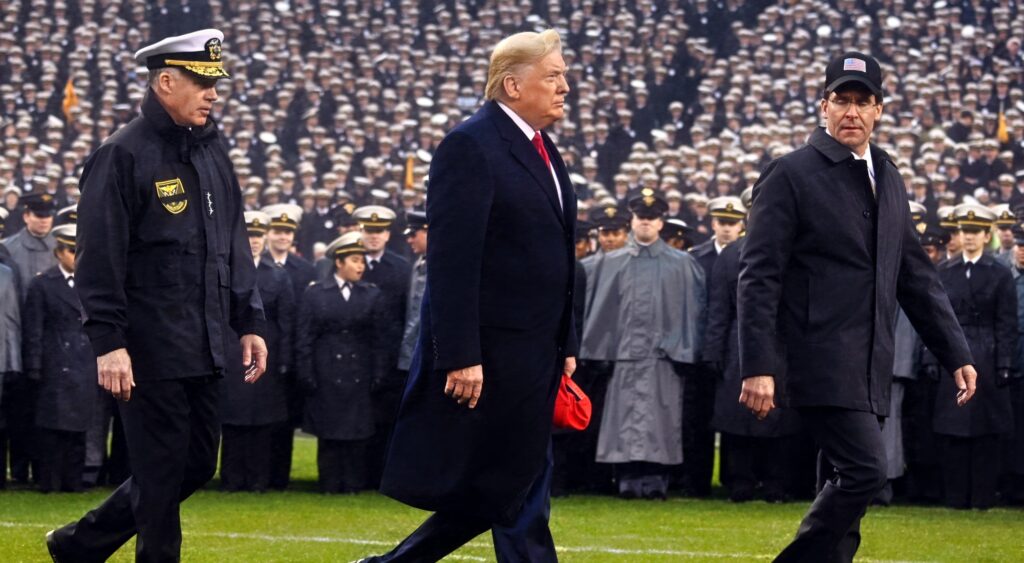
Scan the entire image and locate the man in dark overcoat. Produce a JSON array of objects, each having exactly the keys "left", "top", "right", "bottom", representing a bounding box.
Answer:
[
  {"left": 738, "top": 52, "right": 976, "bottom": 562},
  {"left": 219, "top": 211, "right": 294, "bottom": 492},
  {"left": 46, "top": 30, "right": 267, "bottom": 563},
  {"left": 369, "top": 29, "right": 577, "bottom": 563}
]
